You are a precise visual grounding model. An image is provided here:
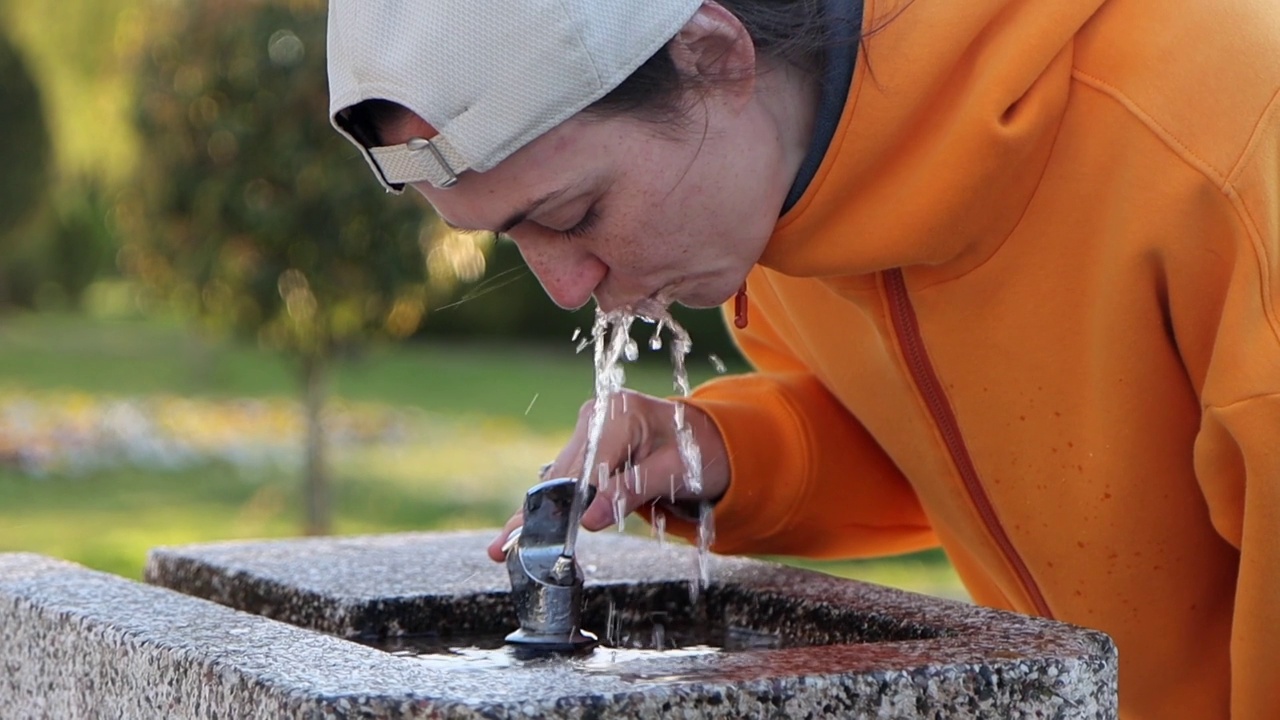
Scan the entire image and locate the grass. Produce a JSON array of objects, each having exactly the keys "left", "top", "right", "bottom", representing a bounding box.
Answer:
[
  {"left": 0, "top": 311, "right": 964, "bottom": 599},
  {"left": 0, "top": 312, "right": 729, "bottom": 433},
  {"left": 0, "top": 460, "right": 521, "bottom": 580}
]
